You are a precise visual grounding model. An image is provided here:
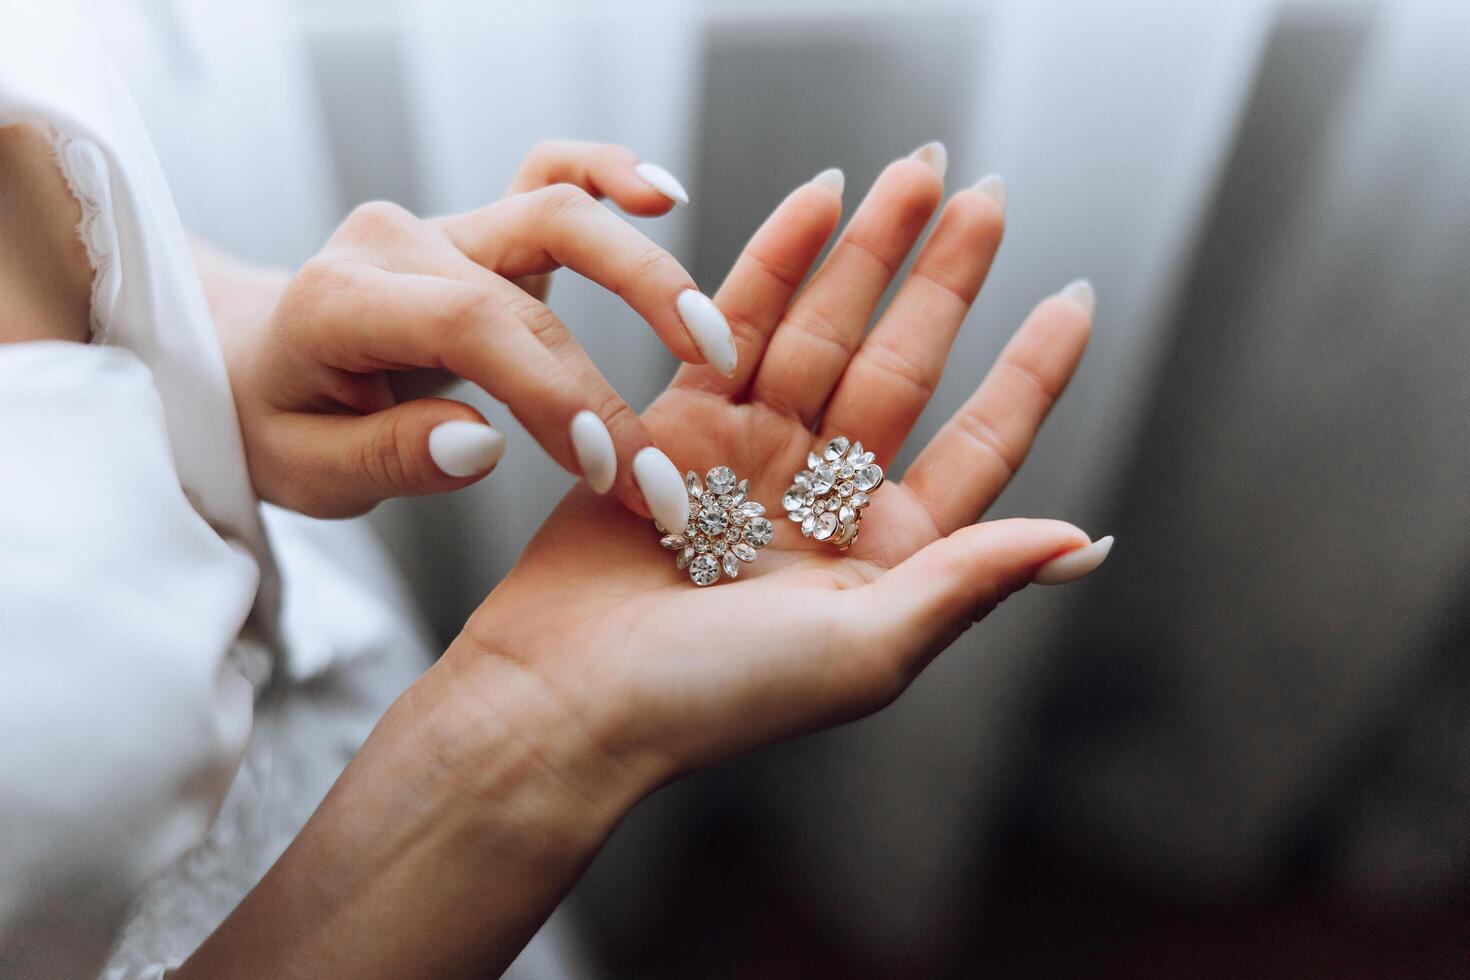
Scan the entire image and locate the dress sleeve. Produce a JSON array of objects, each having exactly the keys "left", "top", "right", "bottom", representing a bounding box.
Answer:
[{"left": 0, "top": 342, "right": 259, "bottom": 980}]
